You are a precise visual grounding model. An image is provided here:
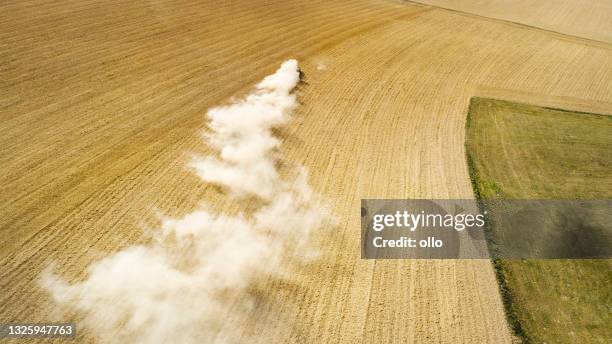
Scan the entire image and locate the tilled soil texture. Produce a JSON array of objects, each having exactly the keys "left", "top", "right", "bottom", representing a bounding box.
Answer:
[{"left": 2, "top": 0, "right": 612, "bottom": 343}]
